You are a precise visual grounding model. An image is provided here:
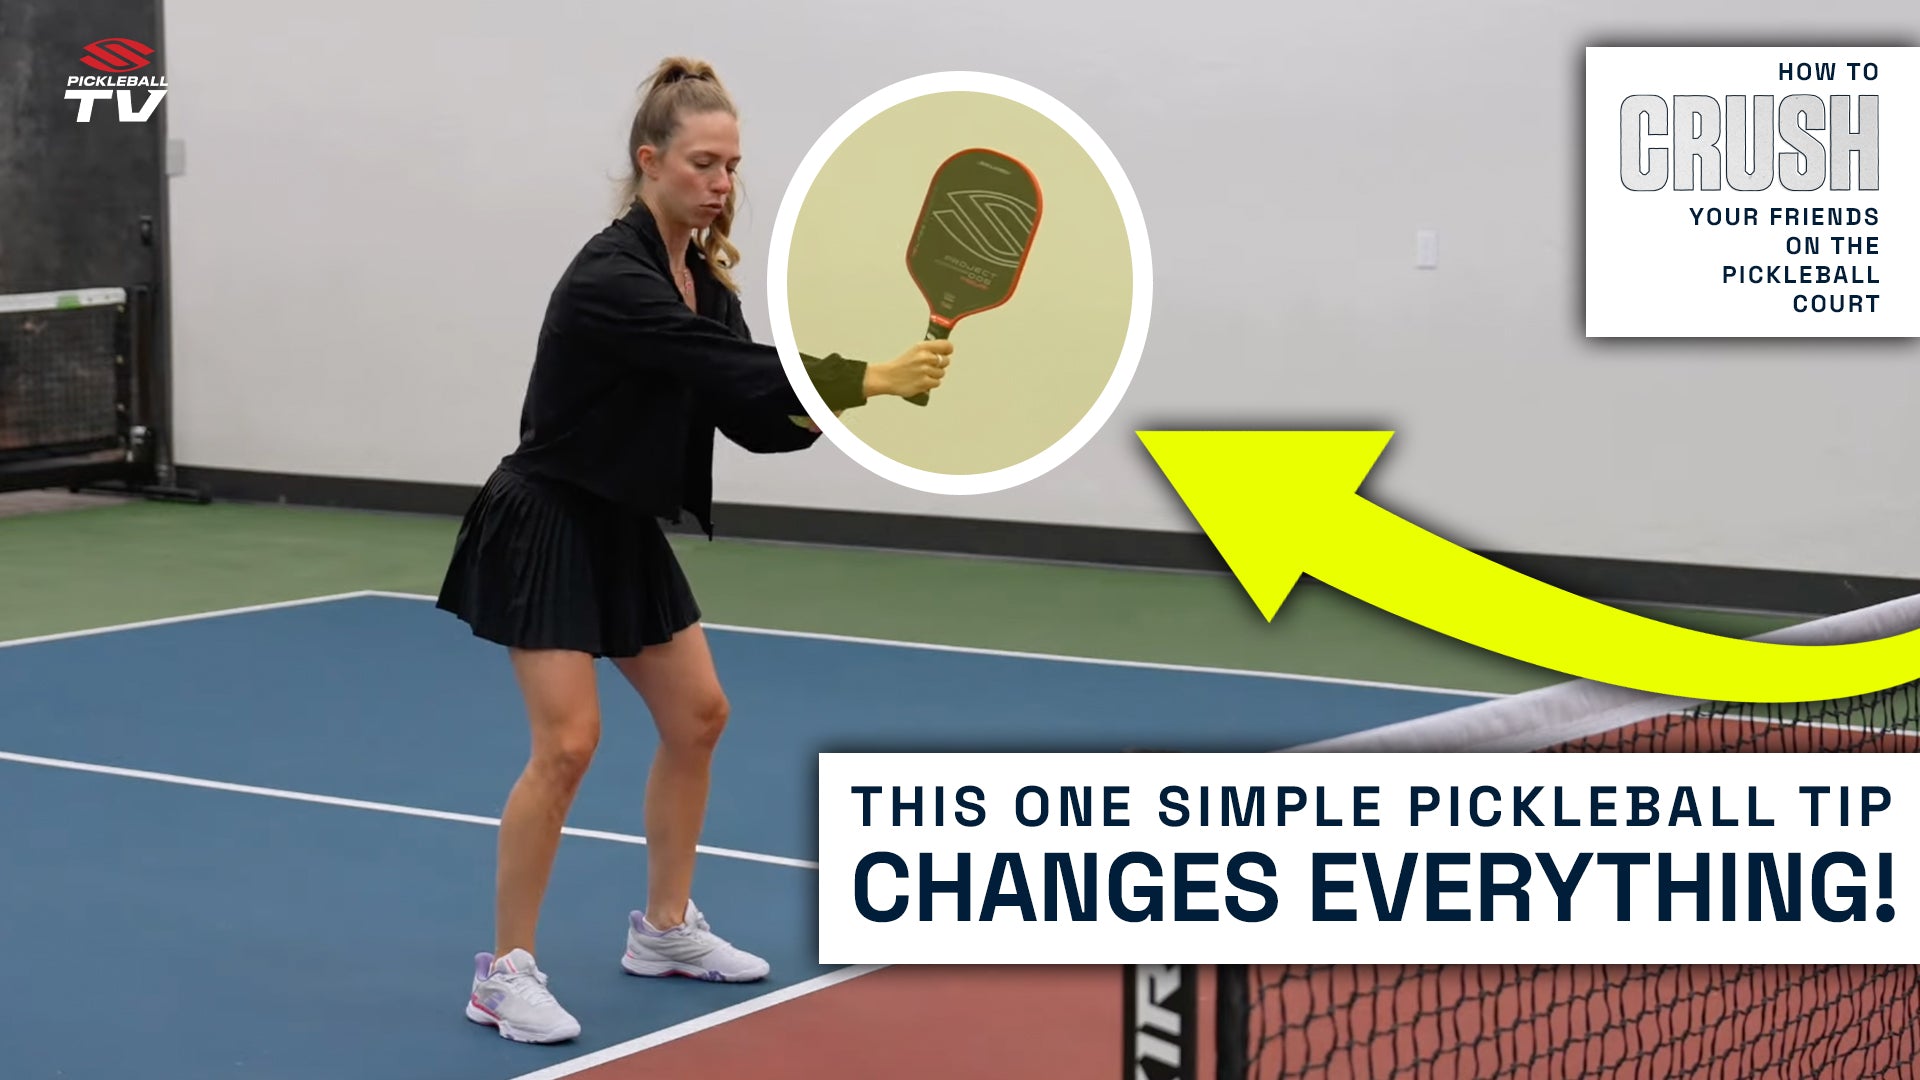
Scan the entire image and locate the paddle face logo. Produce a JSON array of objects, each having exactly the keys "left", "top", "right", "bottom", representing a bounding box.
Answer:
[
  {"left": 931, "top": 189, "right": 1039, "bottom": 271},
  {"left": 66, "top": 36, "right": 167, "bottom": 122}
]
